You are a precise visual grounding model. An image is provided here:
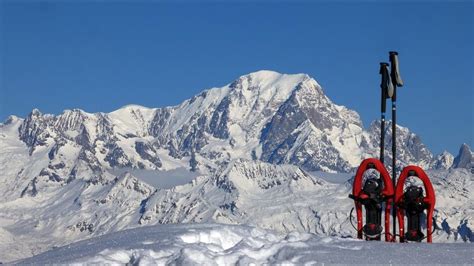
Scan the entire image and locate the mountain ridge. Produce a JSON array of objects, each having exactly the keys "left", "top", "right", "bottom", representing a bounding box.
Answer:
[{"left": 3, "top": 70, "right": 441, "bottom": 173}]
